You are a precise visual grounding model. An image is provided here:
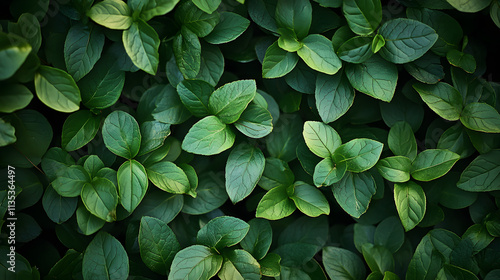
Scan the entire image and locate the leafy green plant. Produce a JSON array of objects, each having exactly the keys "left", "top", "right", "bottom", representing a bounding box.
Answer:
[{"left": 2, "top": 0, "right": 500, "bottom": 279}]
